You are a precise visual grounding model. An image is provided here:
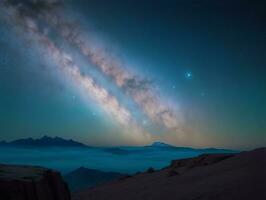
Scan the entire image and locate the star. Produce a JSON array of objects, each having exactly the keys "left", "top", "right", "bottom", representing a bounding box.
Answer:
[{"left": 185, "top": 72, "right": 192, "bottom": 79}]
